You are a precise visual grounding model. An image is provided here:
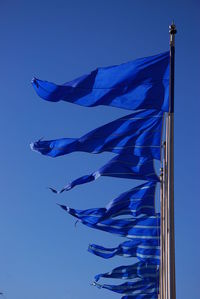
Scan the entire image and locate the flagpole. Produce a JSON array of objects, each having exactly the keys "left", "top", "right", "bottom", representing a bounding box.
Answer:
[
  {"left": 162, "top": 141, "right": 167, "bottom": 299},
  {"left": 164, "top": 137, "right": 168, "bottom": 299},
  {"left": 160, "top": 110, "right": 166, "bottom": 299},
  {"left": 160, "top": 165, "right": 164, "bottom": 299},
  {"left": 167, "top": 22, "right": 177, "bottom": 299}
]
